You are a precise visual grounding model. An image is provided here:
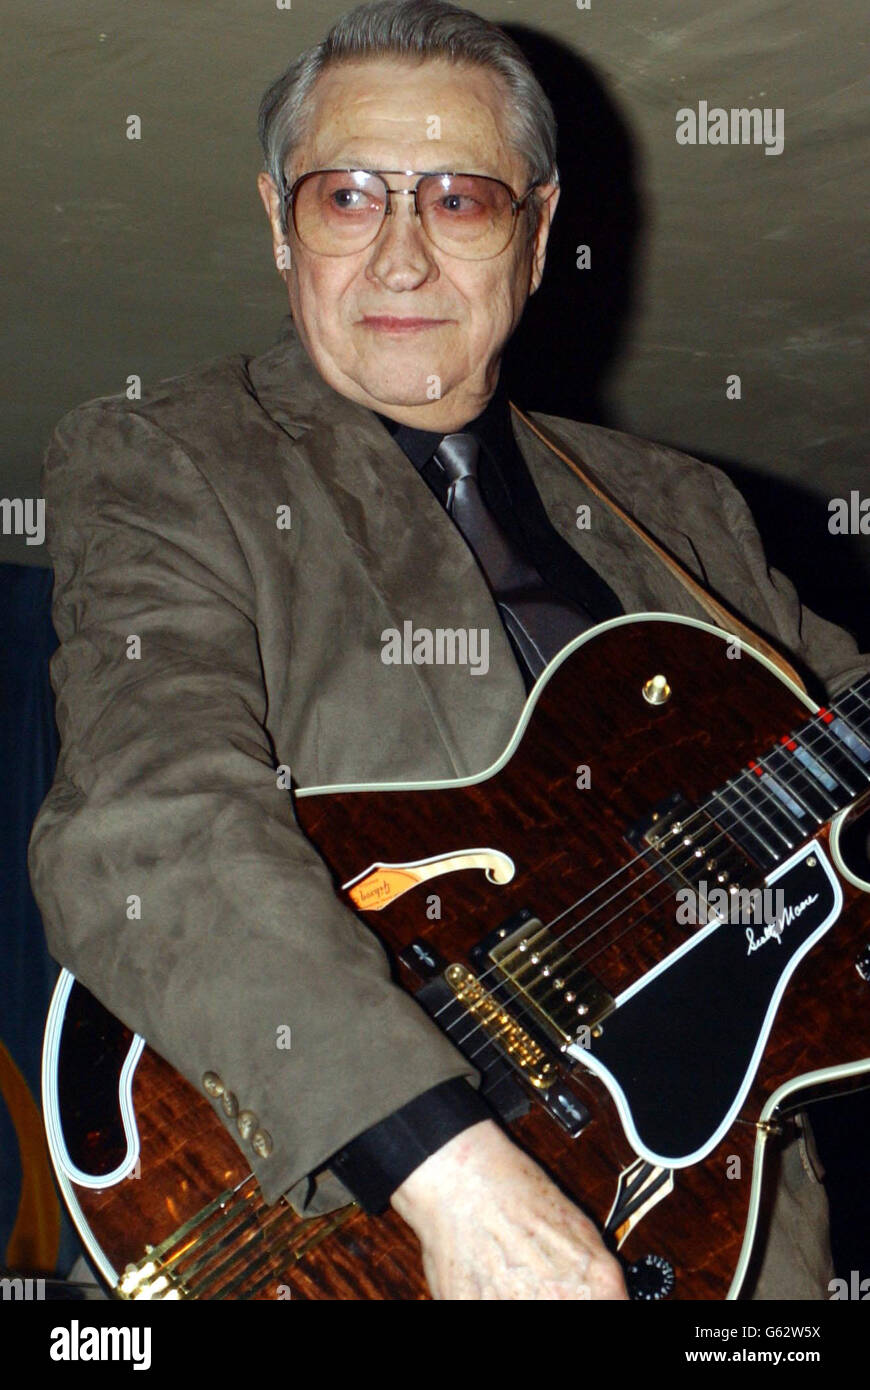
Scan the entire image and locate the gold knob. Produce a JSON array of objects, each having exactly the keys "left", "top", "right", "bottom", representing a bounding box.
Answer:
[
  {"left": 642, "top": 674, "right": 671, "bottom": 705},
  {"left": 220, "top": 1089, "right": 238, "bottom": 1118},
  {"left": 202, "top": 1071, "right": 224, "bottom": 1098}
]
